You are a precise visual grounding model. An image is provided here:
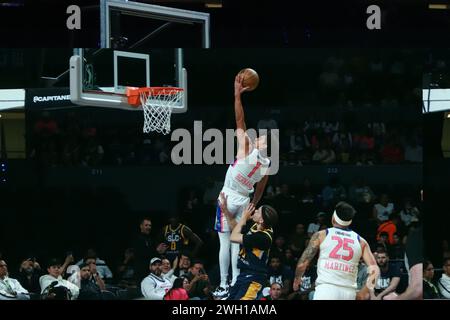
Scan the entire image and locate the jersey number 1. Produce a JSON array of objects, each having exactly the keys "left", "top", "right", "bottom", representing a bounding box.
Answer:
[{"left": 329, "top": 236, "right": 354, "bottom": 261}]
